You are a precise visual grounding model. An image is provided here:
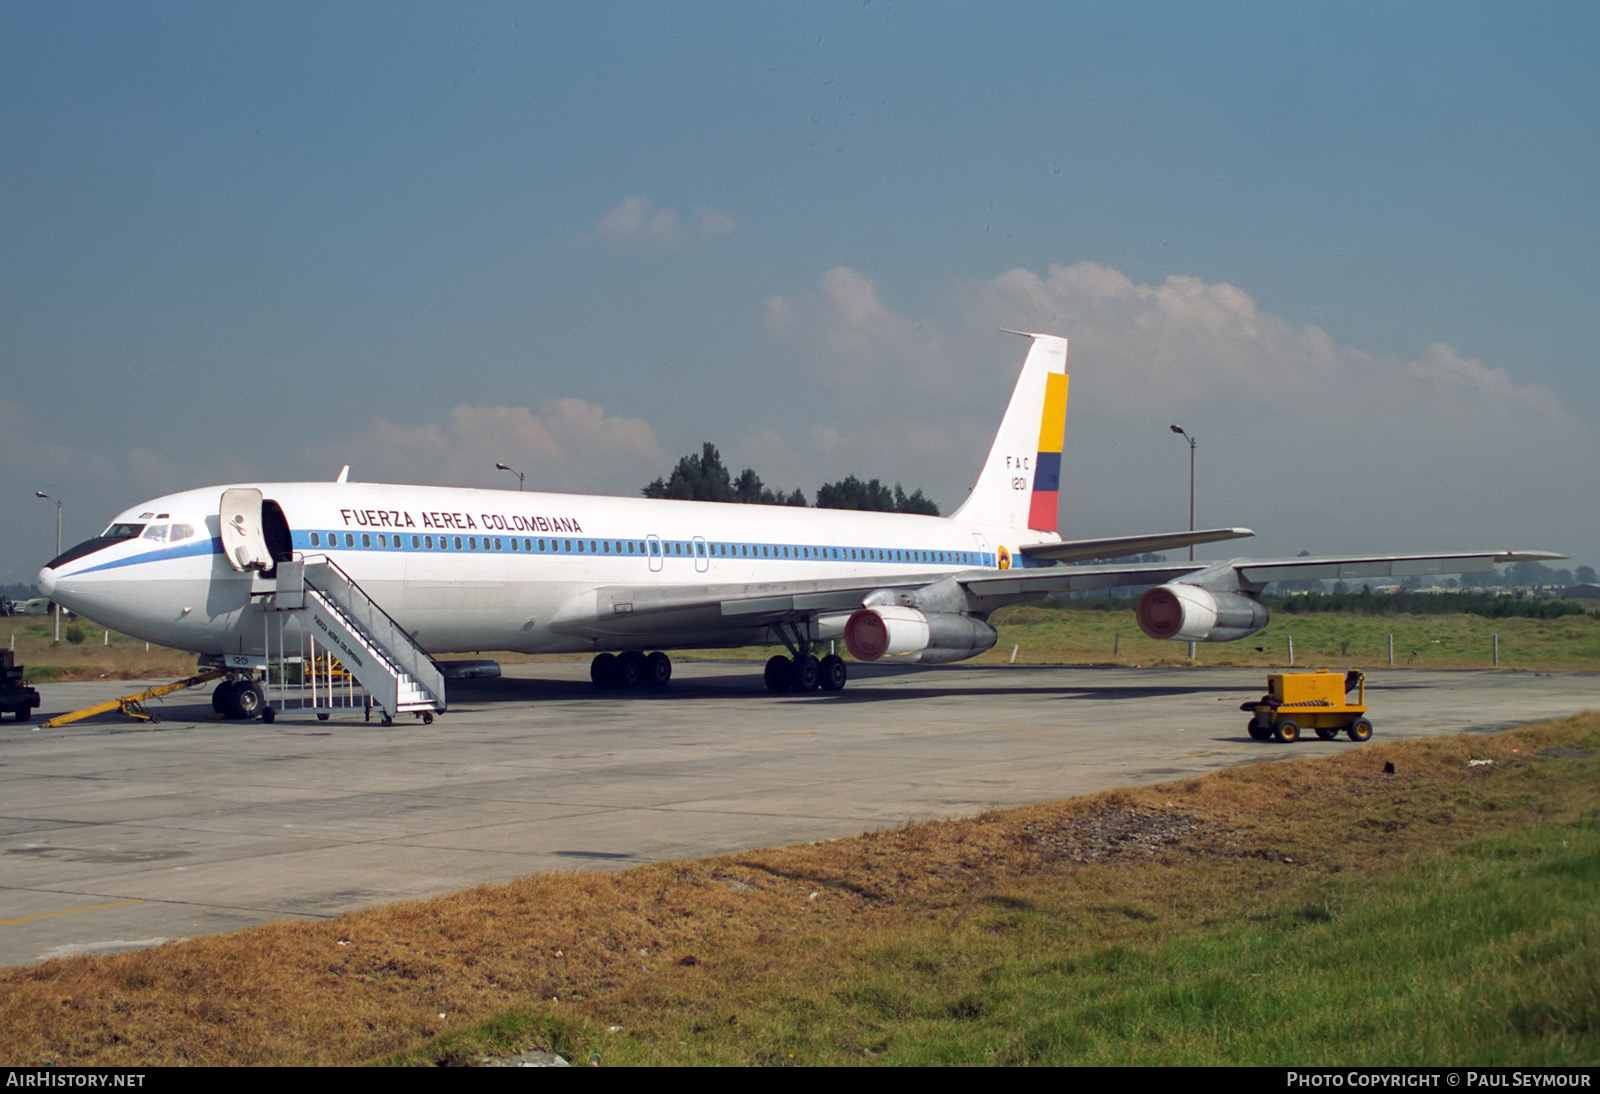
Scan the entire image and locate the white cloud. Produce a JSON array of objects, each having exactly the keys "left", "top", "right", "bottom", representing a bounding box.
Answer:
[
  {"left": 760, "top": 262, "right": 1589, "bottom": 557},
  {"left": 308, "top": 399, "right": 667, "bottom": 497},
  {"left": 595, "top": 195, "right": 734, "bottom": 244}
]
